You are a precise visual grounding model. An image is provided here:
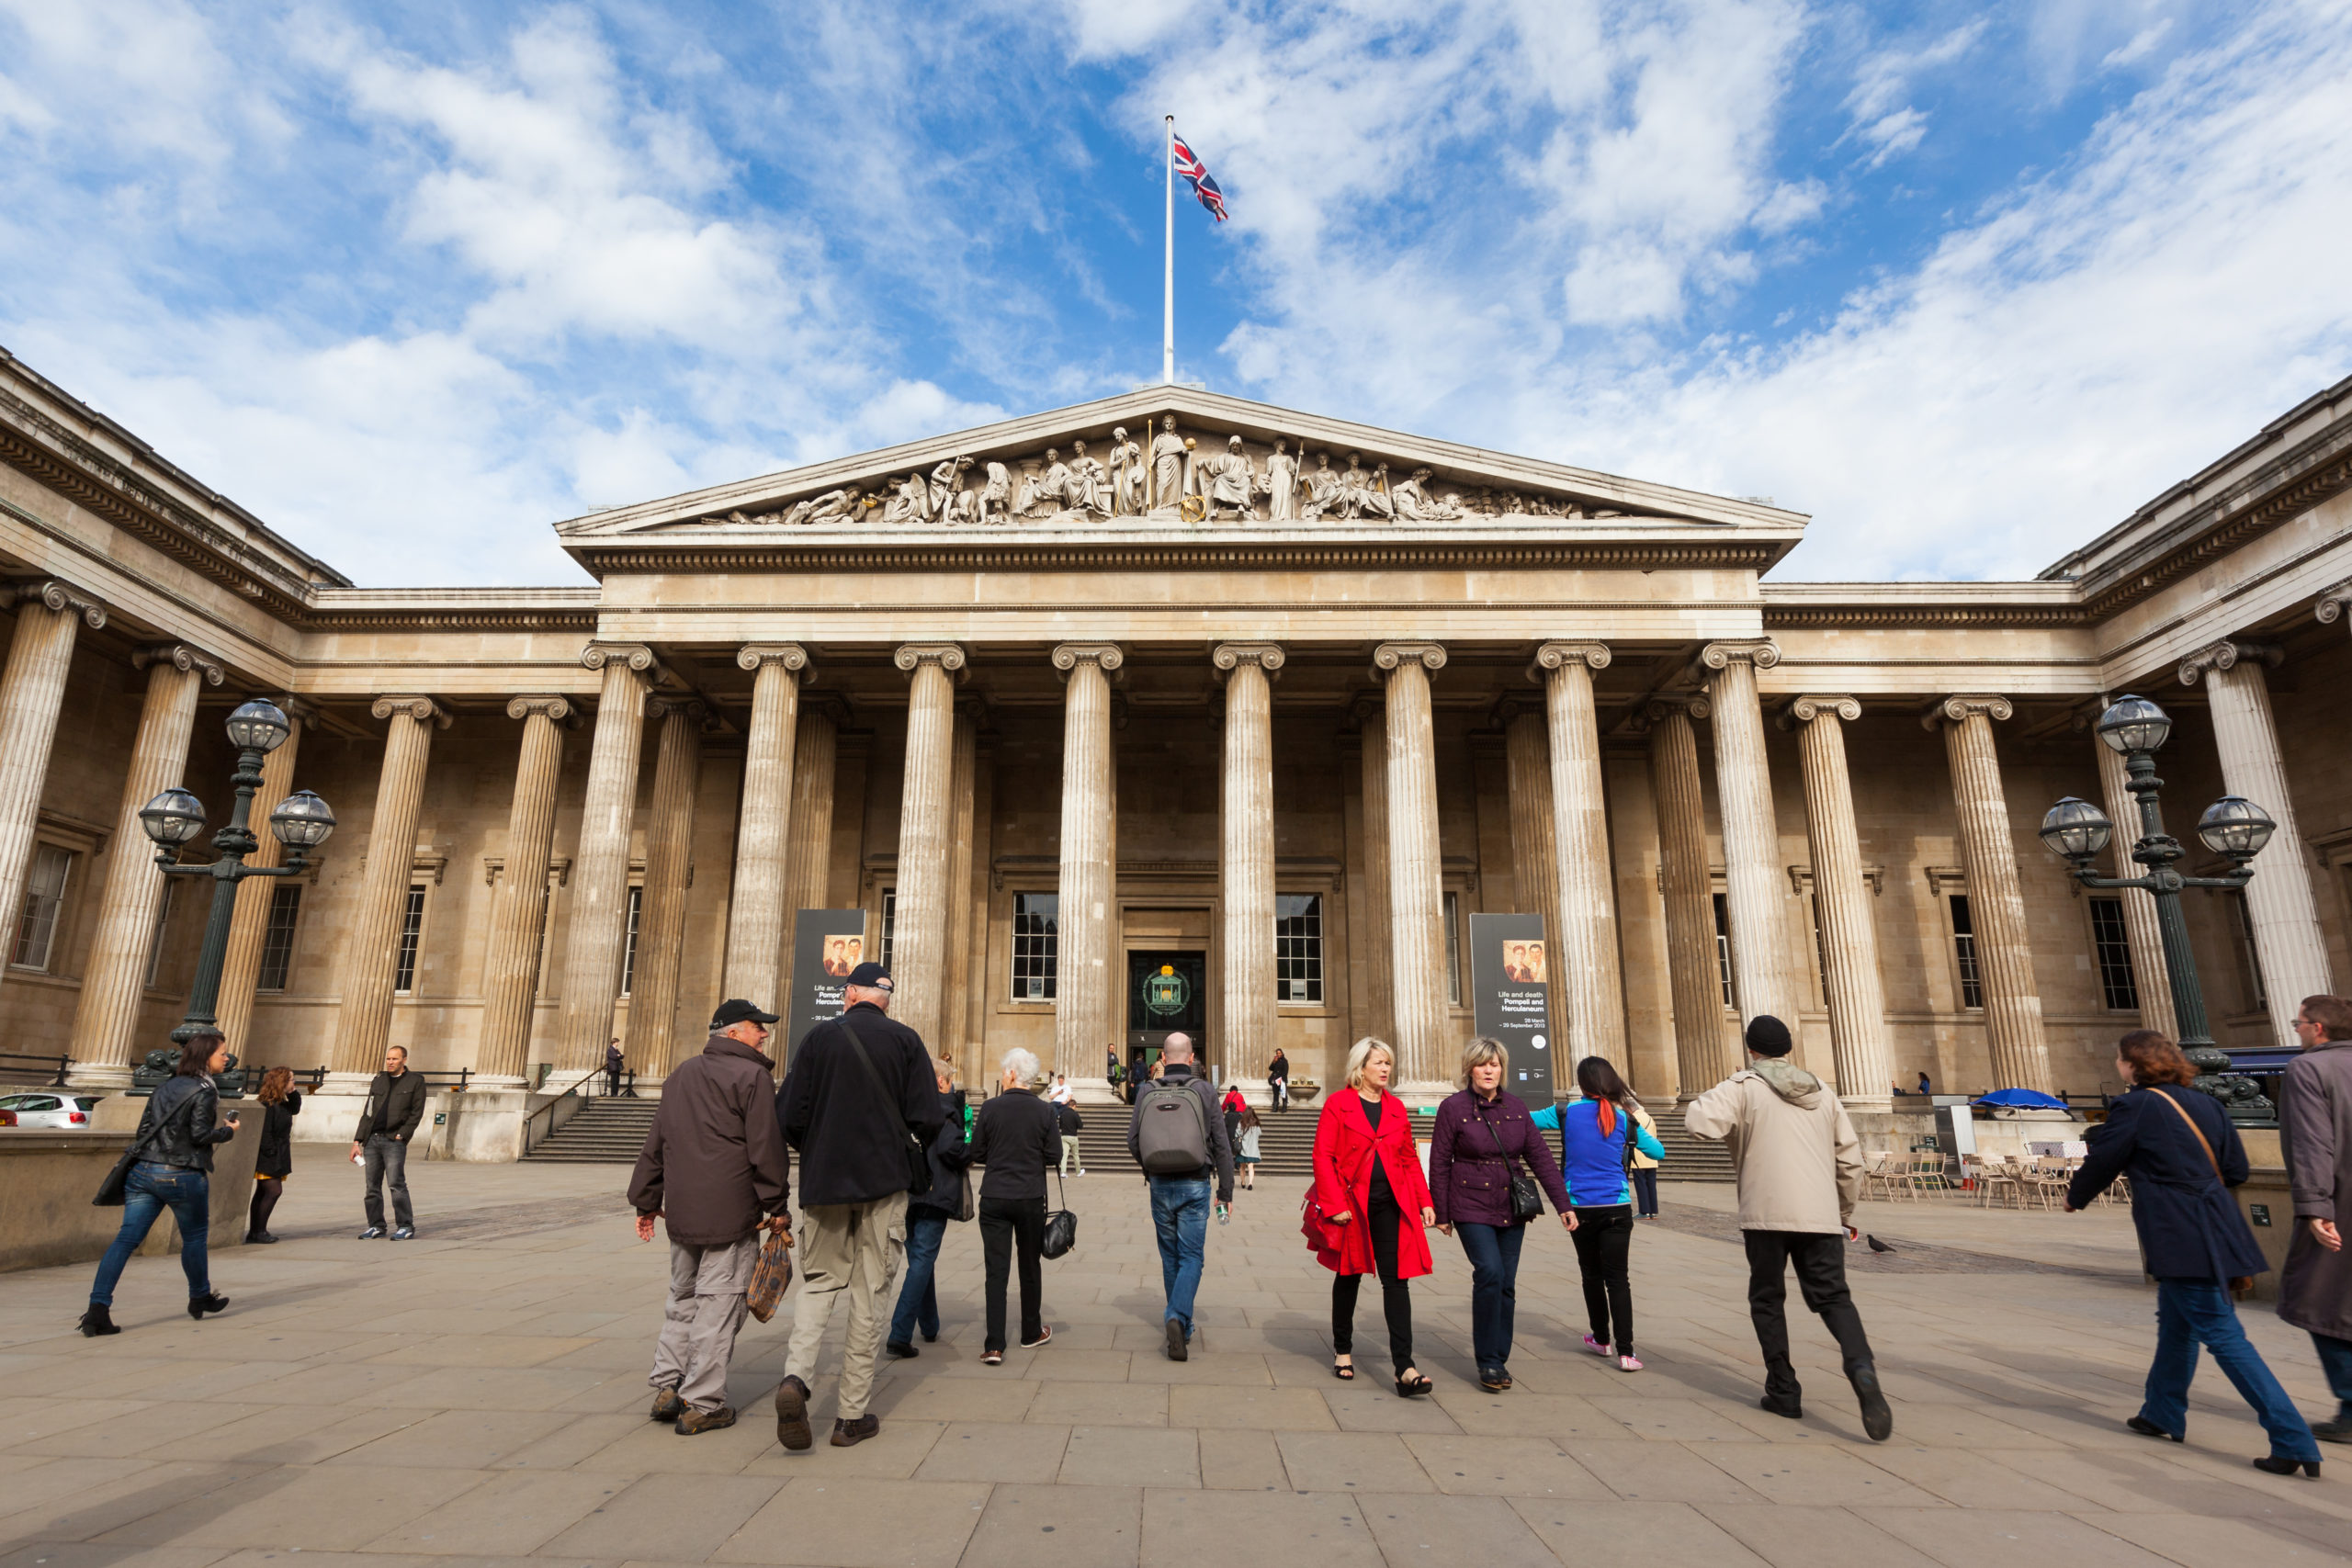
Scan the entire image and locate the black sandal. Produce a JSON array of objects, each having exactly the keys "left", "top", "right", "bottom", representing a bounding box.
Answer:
[
  {"left": 1332, "top": 1358, "right": 1355, "bottom": 1381},
  {"left": 1395, "top": 1372, "right": 1432, "bottom": 1398}
]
